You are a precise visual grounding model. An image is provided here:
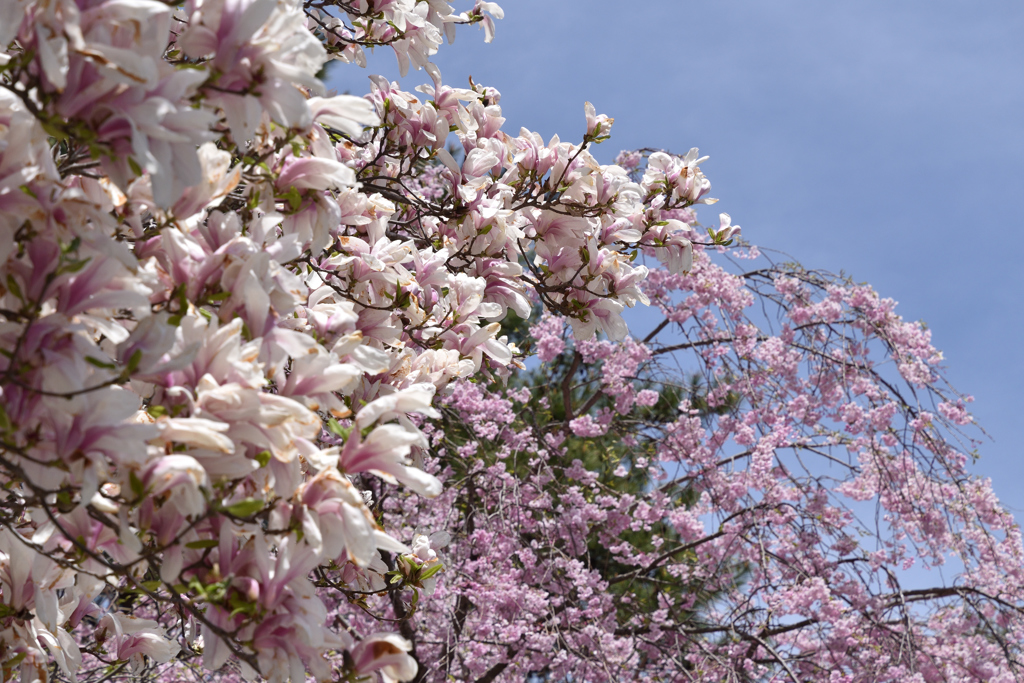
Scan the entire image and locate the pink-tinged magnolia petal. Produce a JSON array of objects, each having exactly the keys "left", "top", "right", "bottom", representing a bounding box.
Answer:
[
  {"left": 462, "top": 148, "right": 499, "bottom": 178},
  {"left": 98, "top": 613, "right": 180, "bottom": 665},
  {"left": 172, "top": 143, "right": 241, "bottom": 220},
  {"left": 177, "top": 25, "right": 218, "bottom": 58},
  {"left": 156, "top": 417, "right": 234, "bottom": 453},
  {"left": 220, "top": 94, "right": 263, "bottom": 147},
  {"left": 350, "top": 633, "right": 418, "bottom": 683},
  {"left": 35, "top": 21, "right": 71, "bottom": 91},
  {"left": 277, "top": 157, "right": 355, "bottom": 191},
  {"left": 259, "top": 78, "right": 313, "bottom": 131},
  {"left": 338, "top": 424, "right": 442, "bottom": 497},
  {"left": 37, "top": 626, "right": 83, "bottom": 680},
  {"left": 716, "top": 212, "right": 741, "bottom": 242},
  {"left": 483, "top": 336, "right": 513, "bottom": 365},
  {"left": 583, "top": 101, "right": 613, "bottom": 137},
  {"left": 392, "top": 463, "right": 442, "bottom": 498},
  {"left": 237, "top": 0, "right": 278, "bottom": 40},
  {"left": 355, "top": 384, "right": 439, "bottom": 429},
  {"left": 307, "top": 95, "right": 380, "bottom": 136},
  {"left": 159, "top": 543, "right": 184, "bottom": 584},
  {"left": 434, "top": 147, "right": 461, "bottom": 175},
  {"left": 34, "top": 585, "right": 59, "bottom": 633},
  {"left": 143, "top": 454, "right": 209, "bottom": 518},
  {"left": 0, "top": 0, "right": 30, "bottom": 46},
  {"left": 281, "top": 353, "right": 361, "bottom": 399},
  {"left": 202, "top": 607, "right": 234, "bottom": 671},
  {"left": 343, "top": 343, "right": 390, "bottom": 375}
]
